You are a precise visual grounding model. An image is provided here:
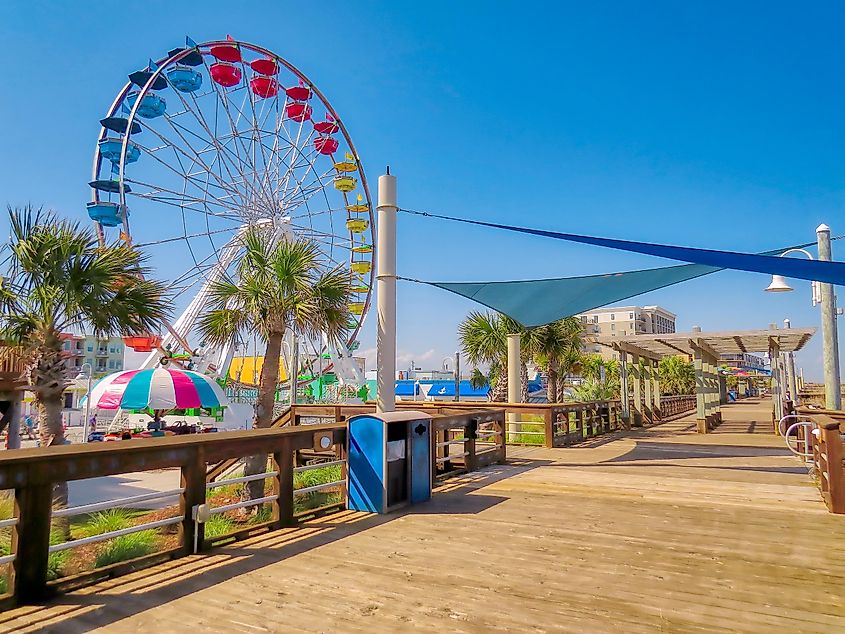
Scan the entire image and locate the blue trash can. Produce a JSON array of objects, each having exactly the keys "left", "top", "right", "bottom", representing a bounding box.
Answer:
[{"left": 347, "top": 411, "right": 432, "bottom": 513}]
